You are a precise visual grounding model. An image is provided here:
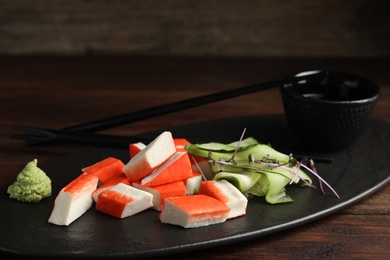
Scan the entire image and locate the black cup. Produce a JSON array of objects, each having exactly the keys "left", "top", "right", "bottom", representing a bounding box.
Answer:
[{"left": 280, "top": 70, "right": 381, "bottom": 151}]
